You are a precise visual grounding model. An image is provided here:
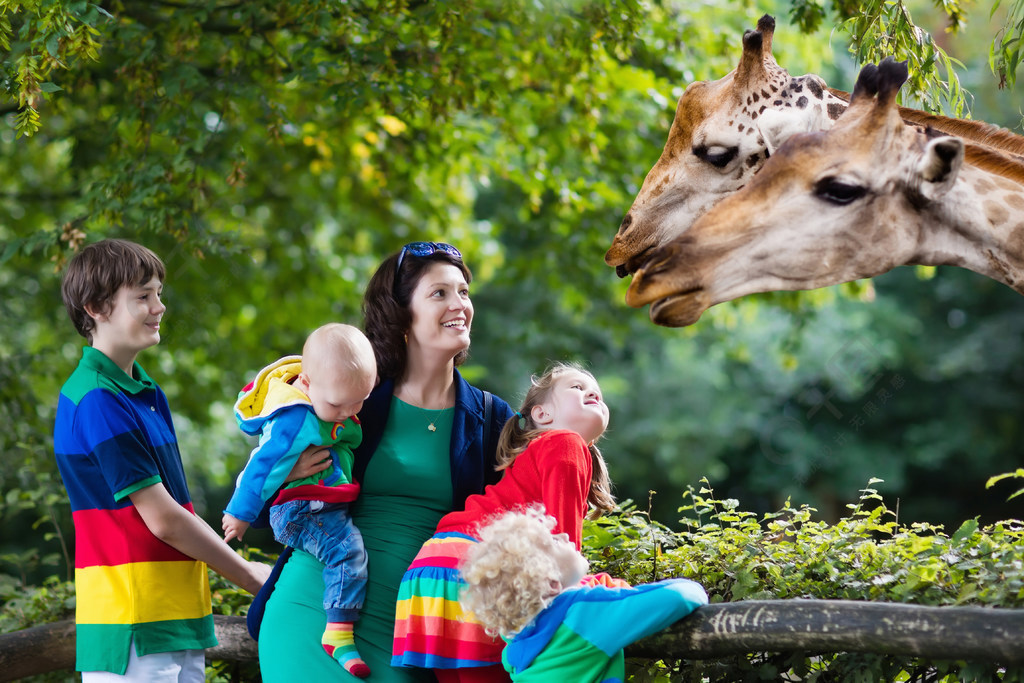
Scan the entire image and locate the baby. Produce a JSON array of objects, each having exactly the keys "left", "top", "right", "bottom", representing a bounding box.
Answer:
[{"left": 223, "top": 323, "right": 375, "bottom": 678}]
